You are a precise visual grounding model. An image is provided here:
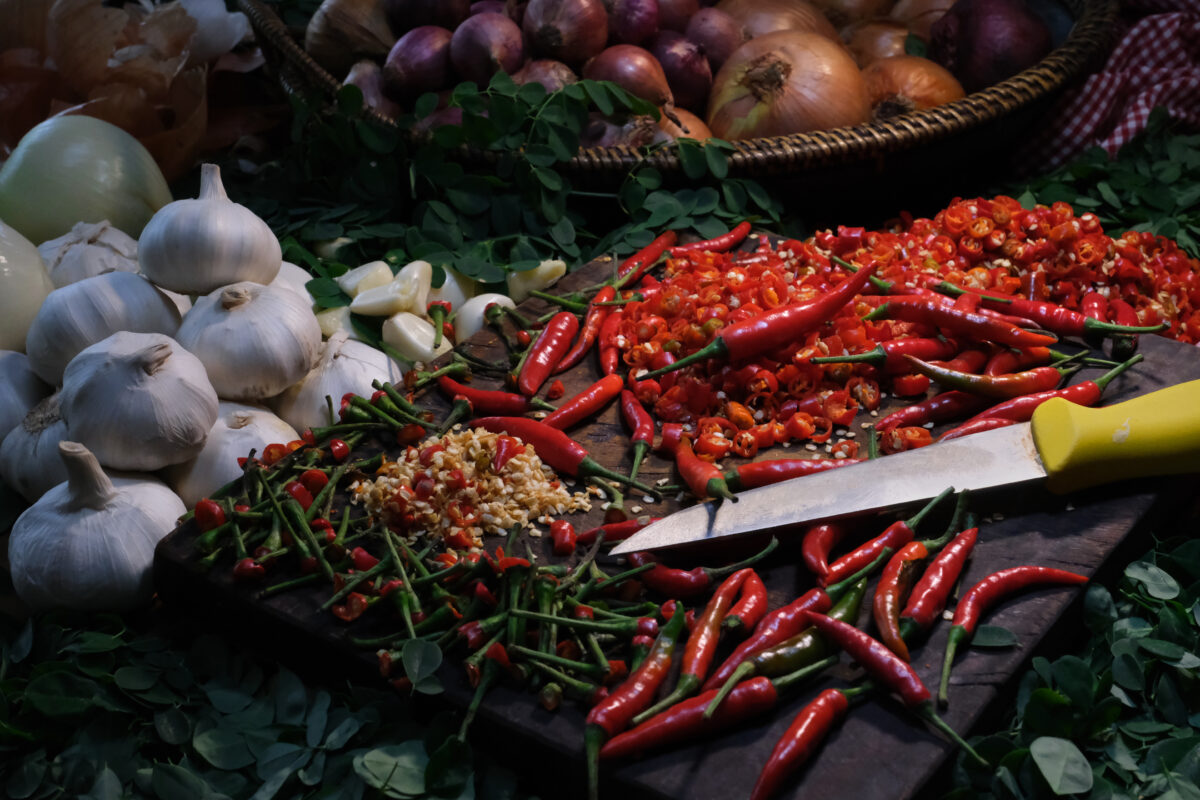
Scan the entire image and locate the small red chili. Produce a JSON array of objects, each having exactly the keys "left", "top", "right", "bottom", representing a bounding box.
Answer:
[
  {"left": 194, "top": 499, "right": 226, "bottom": 532},
  {"left": 332, "top": 592, "right": 369, "bottom": 622},
  {"left": 298, "top": 469, "right": 330, "bottom": 495},
  {"left": 232, "top": 557, "right": 265, "bottom": 582},
  {"left": 351, "top": 547, "right": 380, "bottom": 571},
  {"left": 551, "top": 519, "right": 578, "bottom": 557},
  {"left": 284, "top": 481, "right": 313, "bottom": 510},
  {"left": 328, "top": 439, "right": 351, "bottom": 461},
  {"left": 546, "top": 379, "right": 566, "bottom": 400}
]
